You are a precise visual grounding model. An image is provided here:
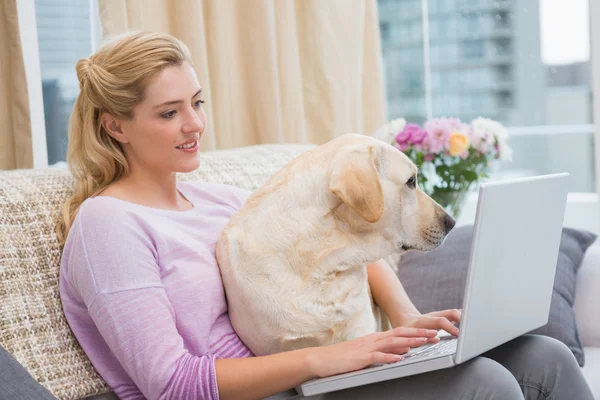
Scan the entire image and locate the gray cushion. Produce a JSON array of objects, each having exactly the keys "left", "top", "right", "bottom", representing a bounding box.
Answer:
[
  {"left": 0, "top": 346, "right": 57, "bottom": 400},
  {"left": 397, "top": 225, "right": 597, "bottom": 367}
]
